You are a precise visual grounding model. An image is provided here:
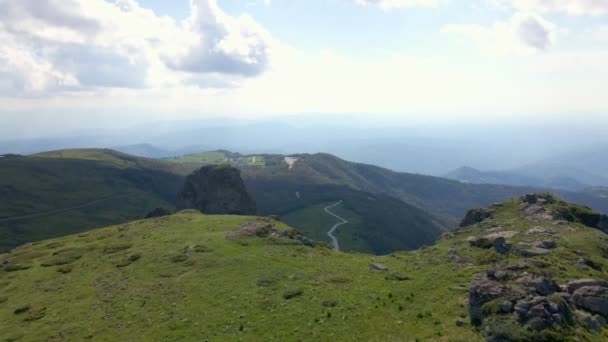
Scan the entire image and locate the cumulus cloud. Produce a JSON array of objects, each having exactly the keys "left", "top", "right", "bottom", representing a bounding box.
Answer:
[
  {"left": 166, "top": 0, "right": 272, "bottom": 77},
  {"left": 0, "top": 0, "right": 274, "bottom": 97},
  {"left": 512, "top": 0, "right": 608, "bottom": 16},
  {"left": 444, "top": 12, "right": 556, "bottom": 54},
  {"left": 354, "top": 0, "right": 438, "bottom": 10}
]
